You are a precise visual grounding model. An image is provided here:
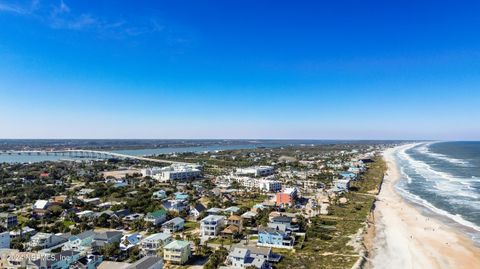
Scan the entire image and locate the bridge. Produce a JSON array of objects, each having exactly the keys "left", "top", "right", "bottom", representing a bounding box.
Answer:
[{"left": 0, "top": 149, "right": 187, "bottom": 164}]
